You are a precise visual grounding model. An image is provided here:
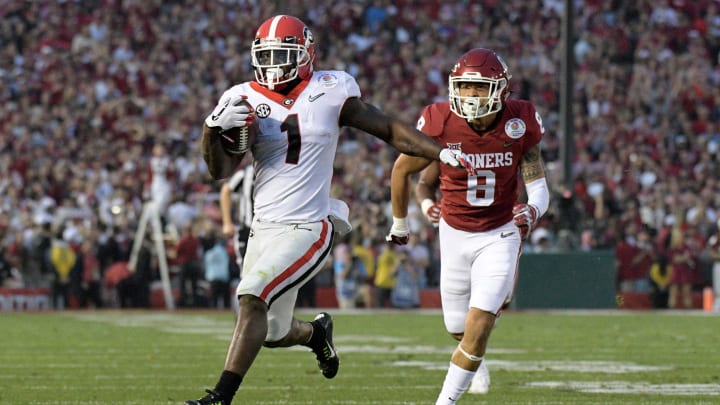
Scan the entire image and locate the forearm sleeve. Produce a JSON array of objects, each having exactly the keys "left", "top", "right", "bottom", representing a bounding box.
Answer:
[{"left": 525, "top": 177, "right": 549, "bottom": 217}]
